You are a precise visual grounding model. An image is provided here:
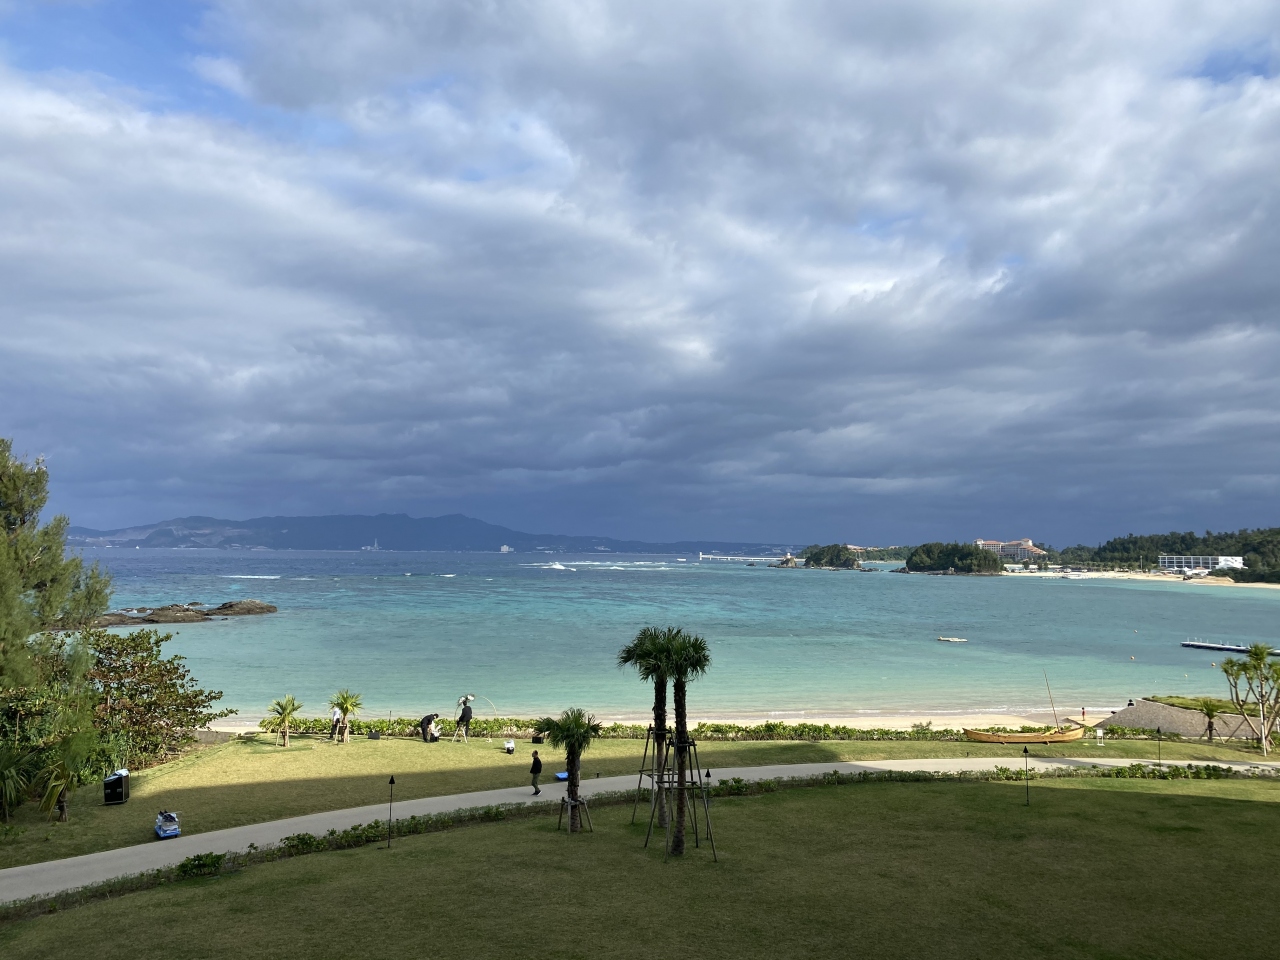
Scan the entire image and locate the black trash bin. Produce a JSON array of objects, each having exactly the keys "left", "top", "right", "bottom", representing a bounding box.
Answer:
[{"left": 104, "top": 769, "right": 130, "bottom": 805}]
